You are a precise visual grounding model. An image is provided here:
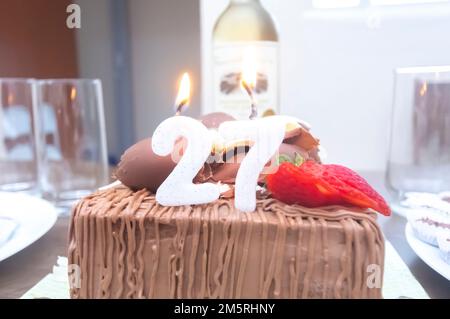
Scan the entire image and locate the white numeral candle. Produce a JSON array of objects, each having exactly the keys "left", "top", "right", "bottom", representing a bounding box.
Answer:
[
  {"left": 152, "top": 116, "right": 221, "bottom": 206},
  {"left": 218, "top": 116, "right": 287, "bottom": 212}
]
